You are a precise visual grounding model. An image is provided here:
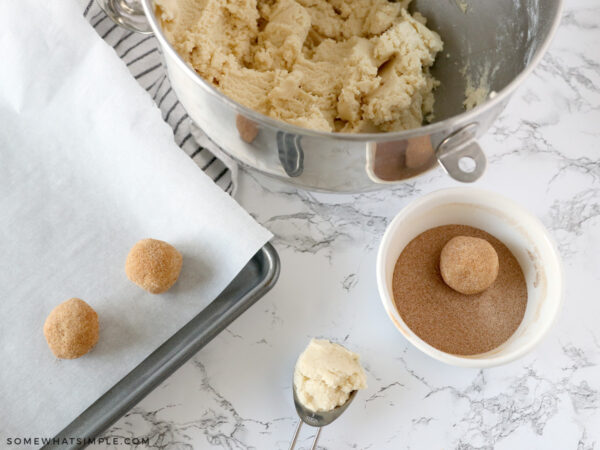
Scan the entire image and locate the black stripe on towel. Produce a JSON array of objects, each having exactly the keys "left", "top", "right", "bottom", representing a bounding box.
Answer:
[
  {"left": 120, "top": 35, "right": 154, "bottom": 59},
  {"left": 127, "top": 48, "right": 158, "bottom": 66},
  {"left": 190, "top": 147, "right": 205, "bottom": 159},
  {"left": 201, "top": 156, "right": 217, "bottom": 171},
  {"left": 134, "top": 63, "right": 162, "bottom": 80}
]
